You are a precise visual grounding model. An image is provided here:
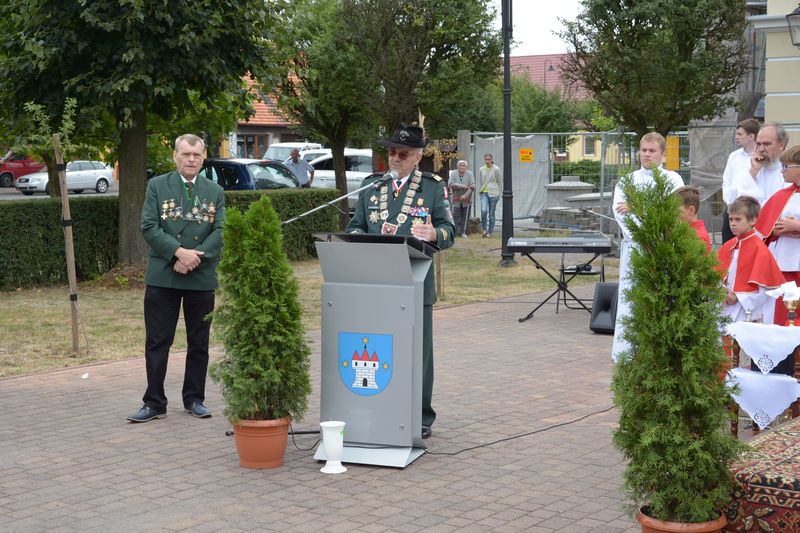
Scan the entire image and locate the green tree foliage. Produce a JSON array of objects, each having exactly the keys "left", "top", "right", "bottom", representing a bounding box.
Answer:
[
  {"left": 0, "top": 0, "right": 284, "bottom": 264},
  {"left": 612, "top": 168, "right": 744, "bottom": 522},
  {"left": 209, "top": 196, "right": 312, "bottom": 423},
  {"left": 275, "top": 0, "right": 380, "bottom": 228},
  {"left": 340, "top": 0, "right": 503, "bottom": 138},
  {"left": 559, "top": 0, "right": 749, "bottom": 137},
  {"left": 20, "top": 99, "right": 102, "bottom": 198},
  {"left": 505, "top": 75, "right": 582, "bottom": 133}
]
